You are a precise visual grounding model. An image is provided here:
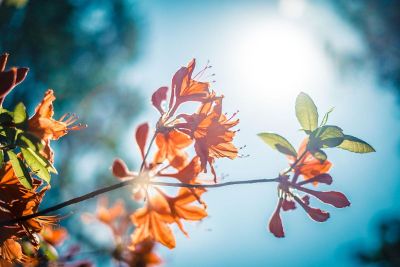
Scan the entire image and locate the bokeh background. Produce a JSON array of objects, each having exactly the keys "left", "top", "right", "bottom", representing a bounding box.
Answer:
[{"left": 1, "top": 0, "right": 400, "bottom": 266}]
